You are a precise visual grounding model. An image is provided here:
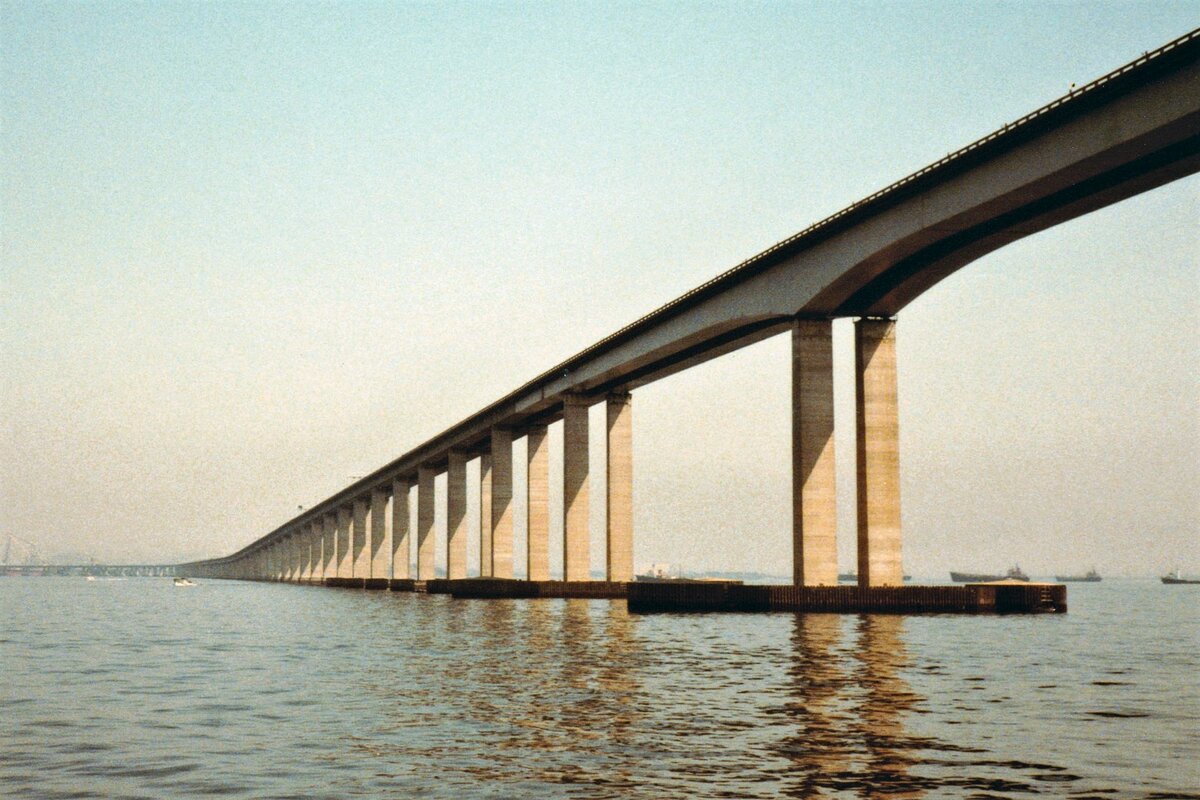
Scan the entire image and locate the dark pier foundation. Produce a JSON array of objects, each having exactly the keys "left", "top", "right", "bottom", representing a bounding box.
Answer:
[
  {"left": 627, "top": 582, "right": 1066, "bottom": 614},
  {"left": 323, "top": 577, "right": 365, "bottom": 589},
  {"left": 429, "top": 578, "right": 628, "bottom": 599},
  {"left": 319, "top": 576, "right": 1065, "bottom": 613}
]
